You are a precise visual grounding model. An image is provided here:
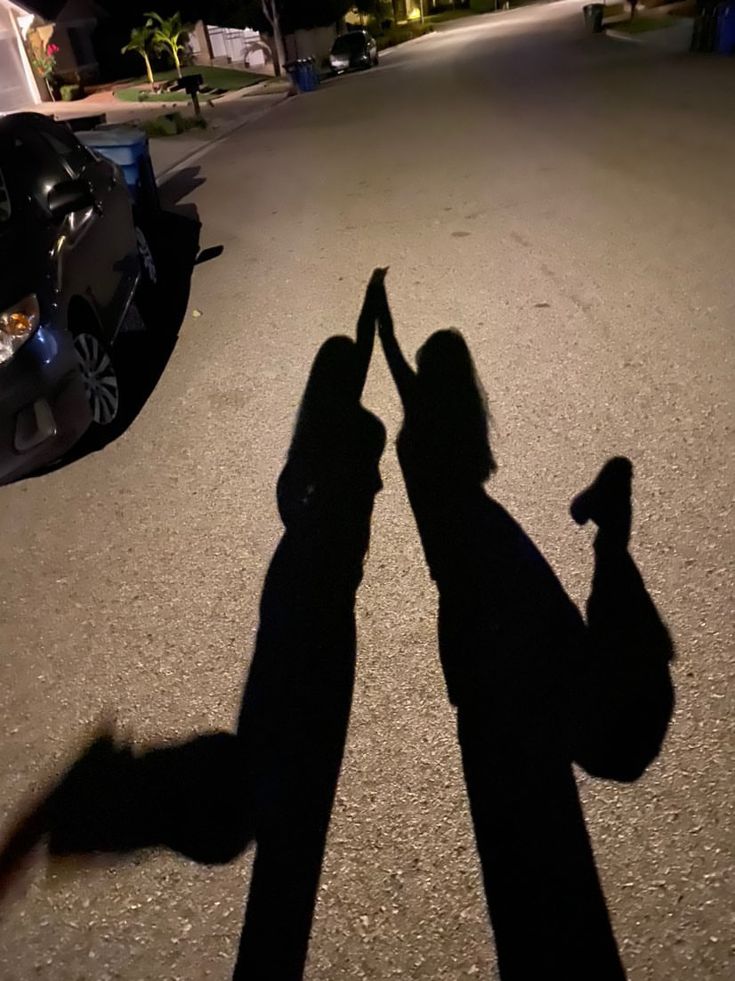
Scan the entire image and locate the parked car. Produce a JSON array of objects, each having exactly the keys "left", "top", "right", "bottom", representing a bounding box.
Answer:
[
  {"left": 0, "top": 113, "right": 156, "bottom": 484},
  {"left": 329, "top": 30, "right": 379, "bottom": 74}
]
